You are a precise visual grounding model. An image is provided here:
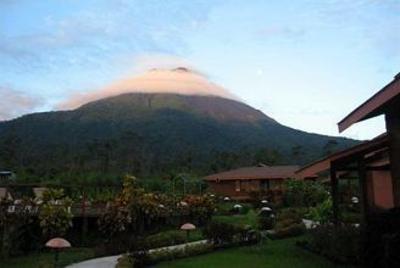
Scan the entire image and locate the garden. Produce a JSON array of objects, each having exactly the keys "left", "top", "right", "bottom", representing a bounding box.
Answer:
[{"left": 0, "top": 175, "right": 365, "bottom": 267}]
